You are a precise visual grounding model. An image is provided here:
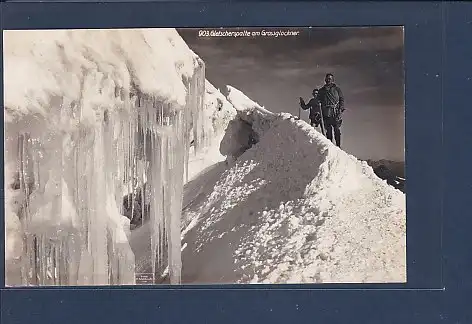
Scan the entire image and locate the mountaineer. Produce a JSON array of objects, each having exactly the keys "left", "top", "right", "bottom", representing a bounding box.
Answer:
[
  {"left": 316, "top": 73, "right": 345, "bottom": 147},
  {"left": 299, "top": 88, "right": 324, "bottom": 134}
]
